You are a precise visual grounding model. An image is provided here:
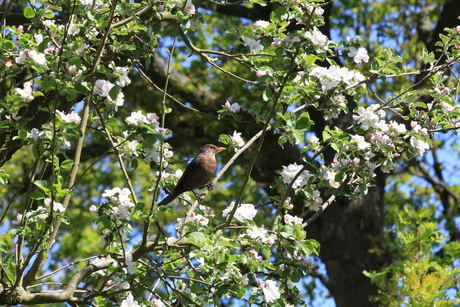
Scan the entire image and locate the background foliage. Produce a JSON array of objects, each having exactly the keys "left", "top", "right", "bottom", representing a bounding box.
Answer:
[{"left": 1, "top": 0, "right": 460, "bottom": 306}]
